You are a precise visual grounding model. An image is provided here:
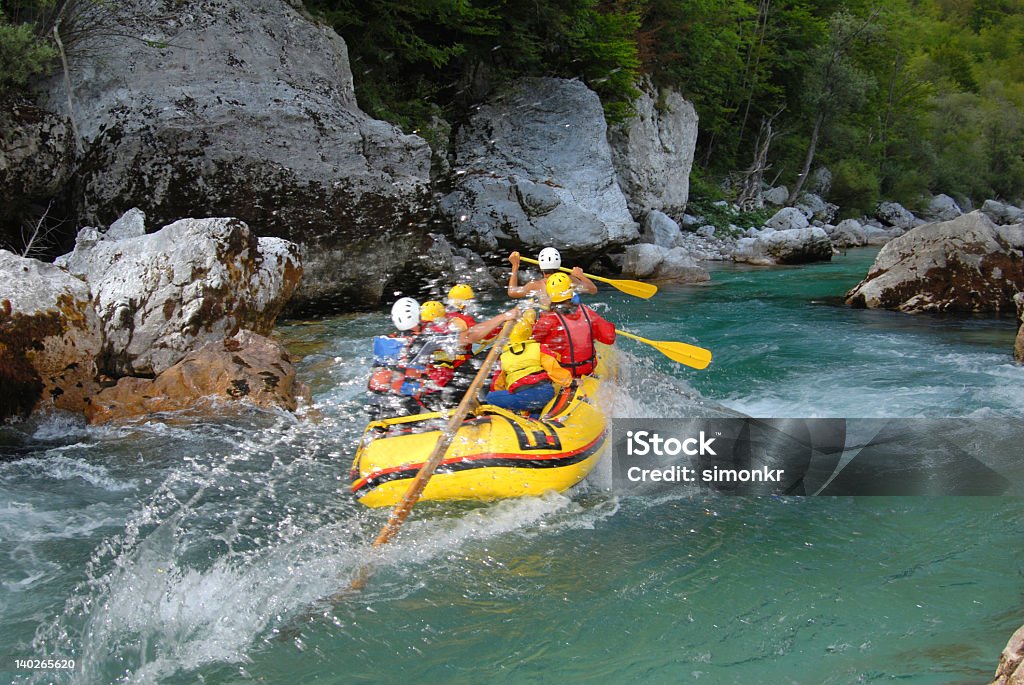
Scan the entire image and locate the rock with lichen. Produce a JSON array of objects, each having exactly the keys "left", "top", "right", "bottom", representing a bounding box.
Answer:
[
  {"left": 846, "top": 212, "right": 1024, "bottom": 313},
  {"left": 0, "top": 251, "right": 102, "bottom": 420},
  {"left": 85, "top": 330, "right": 311, "bottom": 423}
]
